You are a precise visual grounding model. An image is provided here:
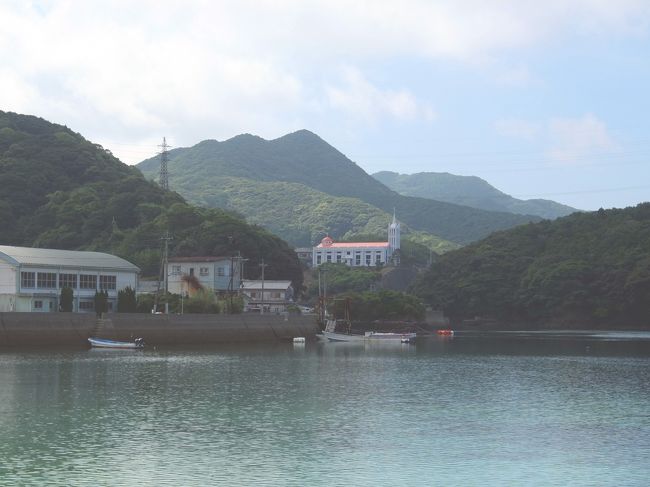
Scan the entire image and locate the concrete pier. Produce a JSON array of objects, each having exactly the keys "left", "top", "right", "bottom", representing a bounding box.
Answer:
[{"left": 0, "top": 312, "right": 319, "bottom": 348}]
